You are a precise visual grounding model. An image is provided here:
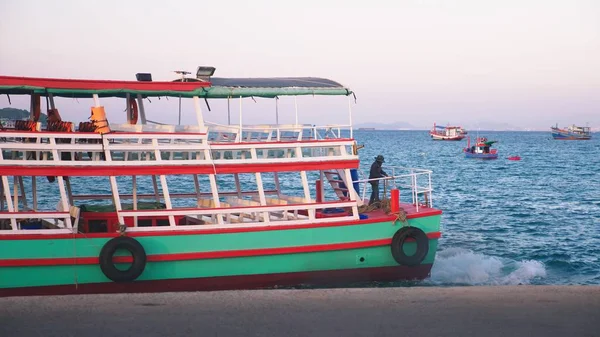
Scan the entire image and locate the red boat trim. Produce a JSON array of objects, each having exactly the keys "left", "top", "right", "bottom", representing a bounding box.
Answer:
[
  {"left": 0, "top": 209, "right": 442, "bottom": 240},
  {"left": 0, "top": 130, "right": 207, "bottom": 136},
  {"left": 0, "top": 232, "right": 441, "bottom": 267},
  {"left": 0, "top": 159, "right": 360, "bottom": 176},
  {"left": 0, "top": 75, "right": 210, "bottom": 91},
  {"left": 0, "top": 264, "right": 433, "bottom": 297}
]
